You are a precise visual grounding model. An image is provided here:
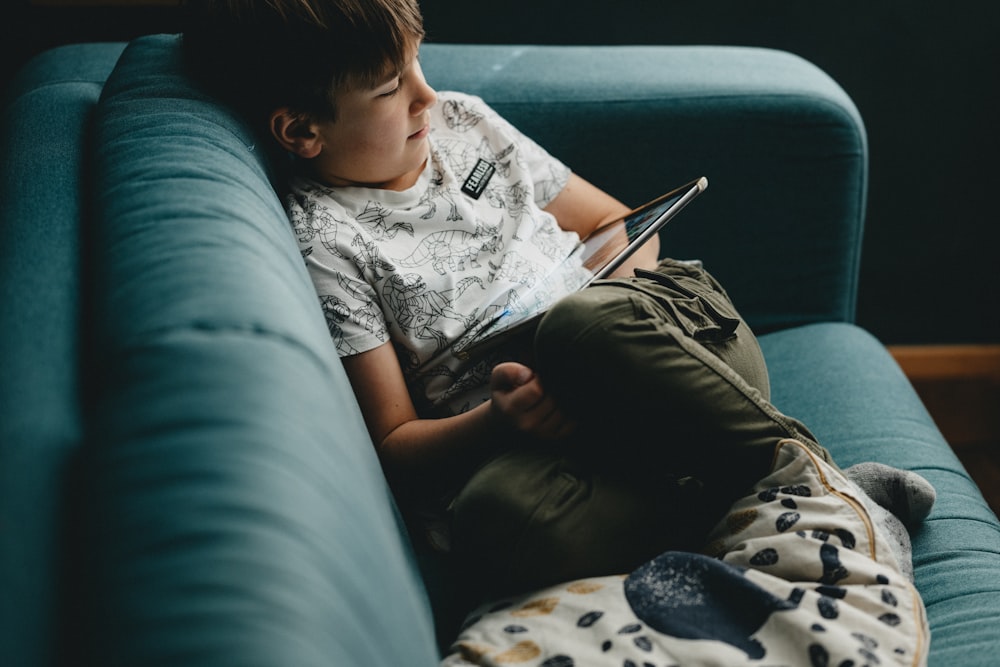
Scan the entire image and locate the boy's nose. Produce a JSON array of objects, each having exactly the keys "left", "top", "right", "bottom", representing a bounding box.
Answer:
[
  {"left": 410, "top": 62, "right": 437, "bottom": 114},
  {"left": 412, "top": 88, "right": 436, "bottom": 116}
]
